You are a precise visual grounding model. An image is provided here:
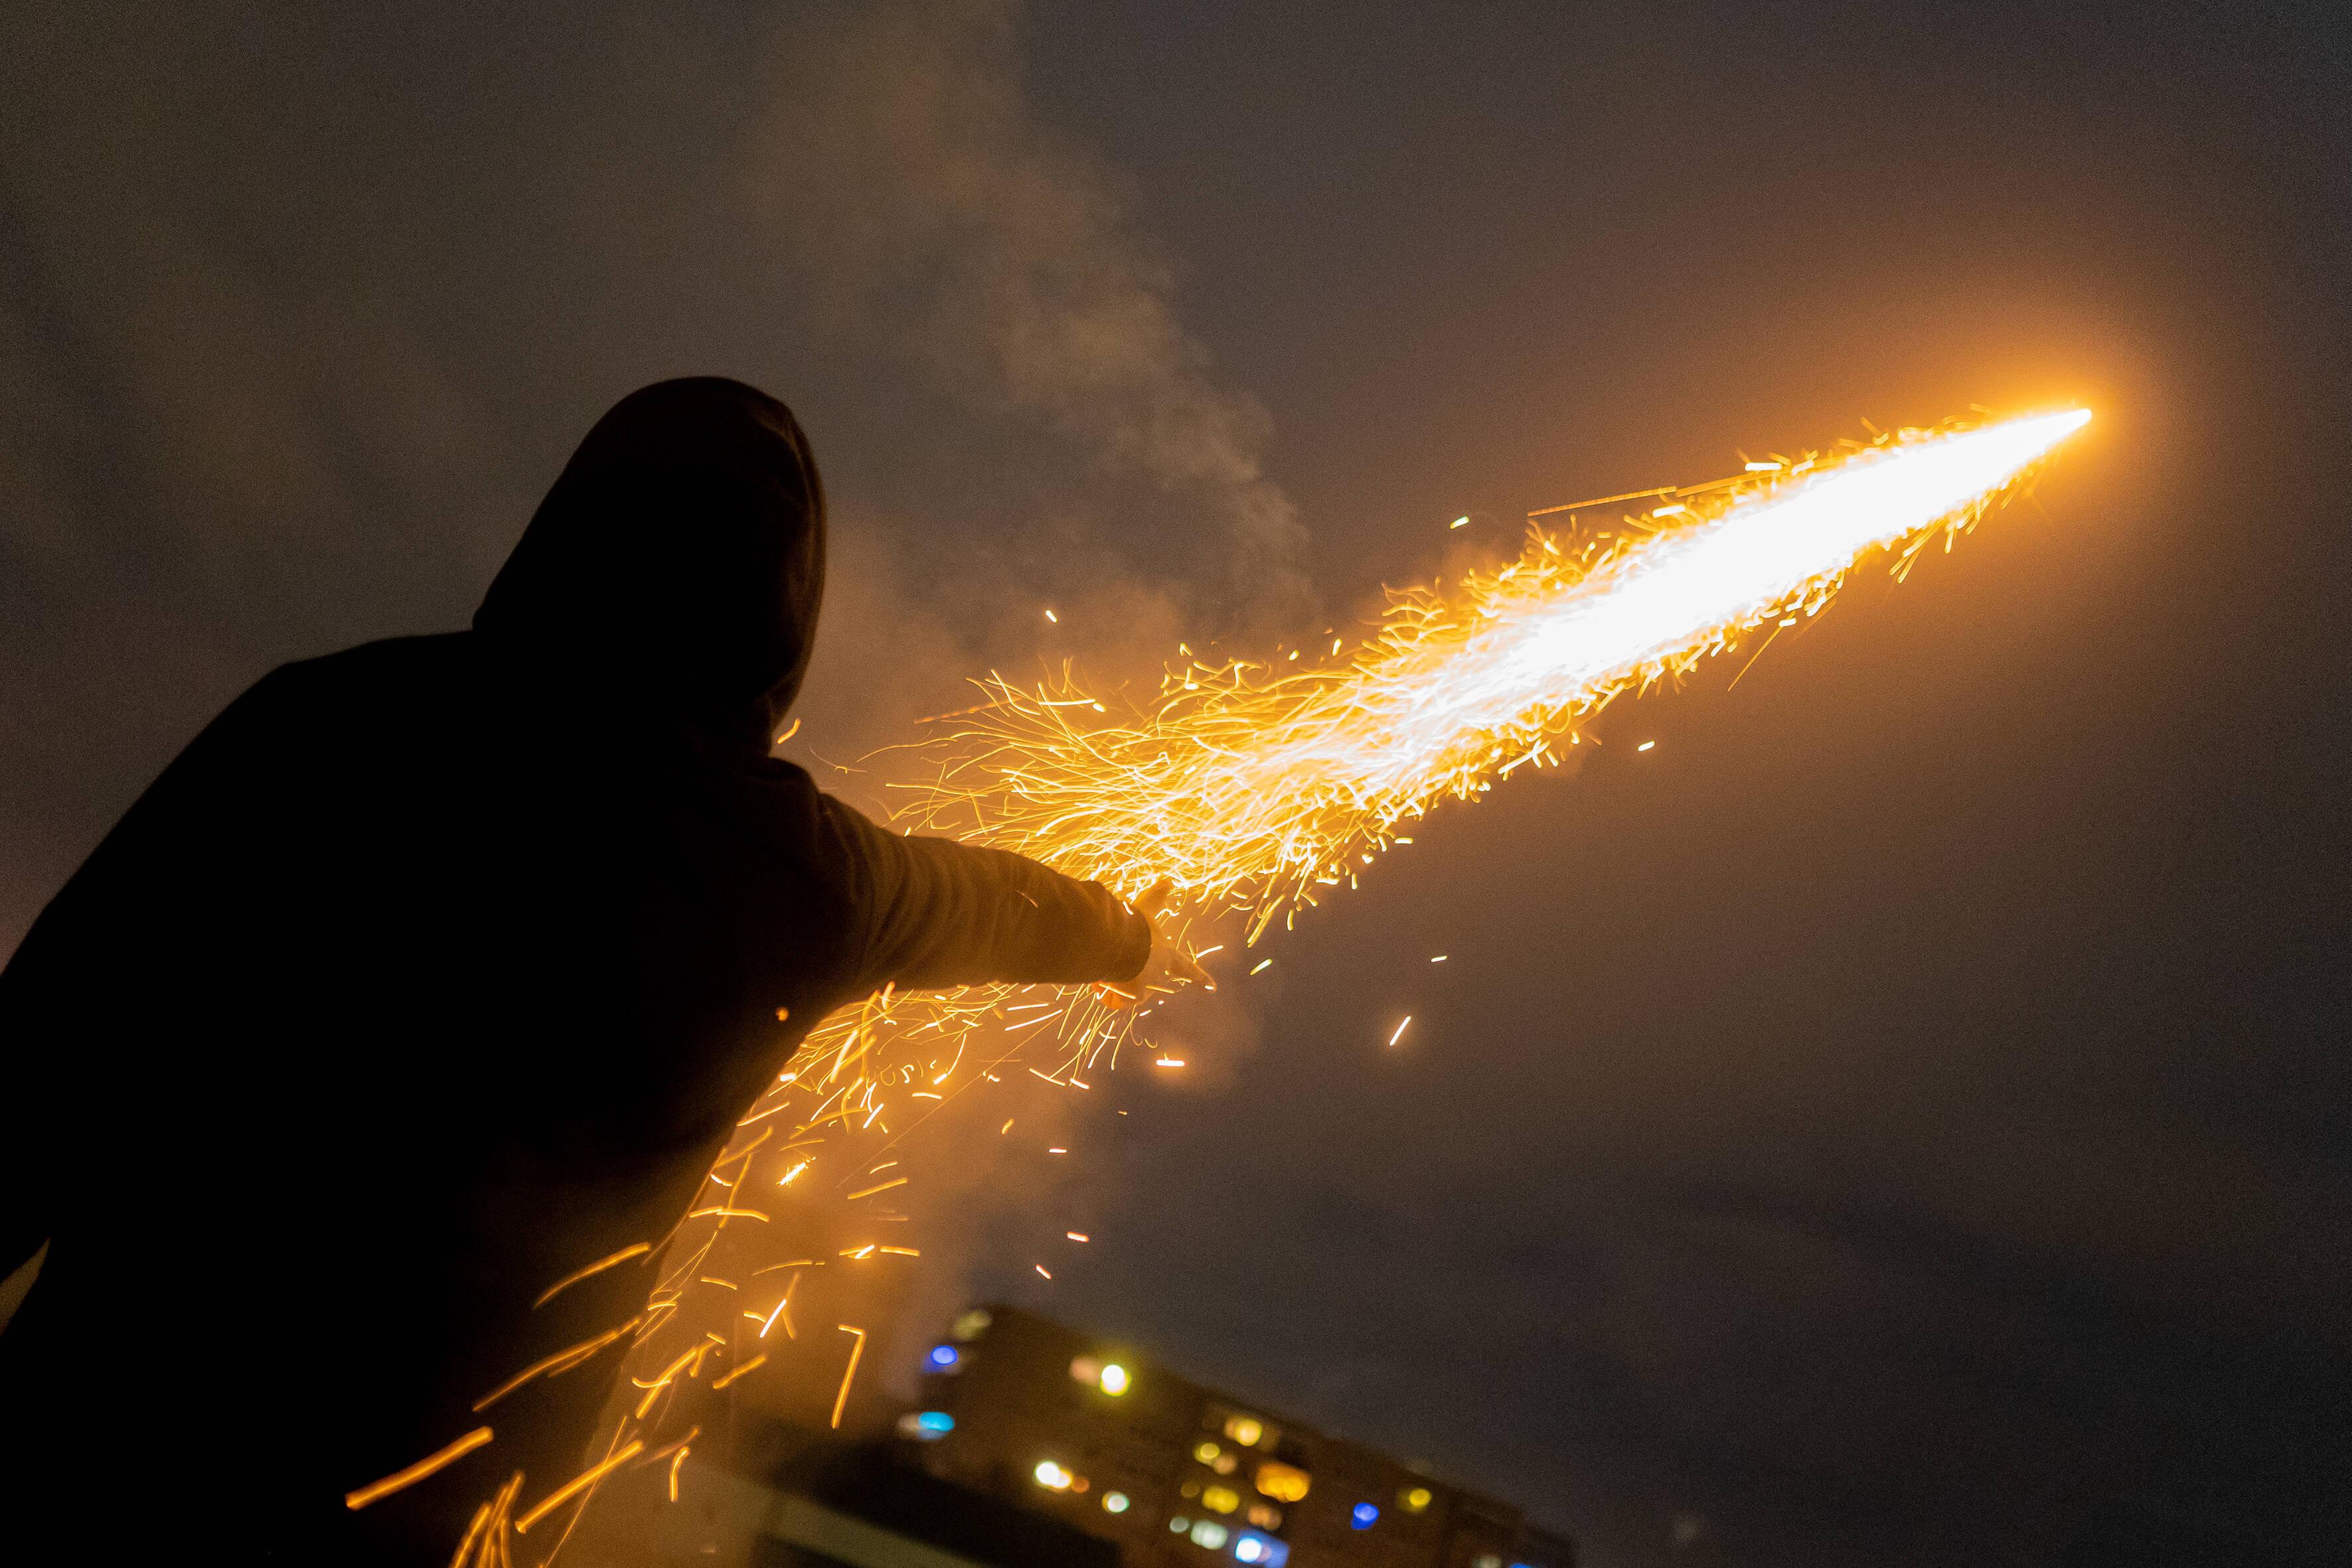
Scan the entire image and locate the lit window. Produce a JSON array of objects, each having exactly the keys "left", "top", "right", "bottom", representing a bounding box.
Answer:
[
  {"left": 1202, "top": 1485, "right": 1240, "bottom": 1515},
  {"left": 1253, "top": 1462, "right": 1310, "bottom": 1503},
  {"left": 1033, "top": 1460, "right": 1073, "bottom": 1492},
  {"left": 1223, "top": 1415, "right": 1265, "bottom": 1447},
  {"left": 951, "top": 1308, "right": 992, "bottom": 1342},
  {"left": 1351, "top": 1503, "right": 1379, "bottom": 1529},
  {"left": 1474, "top": 1556, "right": 1502, "bottom": 1568},
  {"left": 1190, "top": 1521, "right": 1229, "bottom": 1549},
  {"left": 1169, "top": 1518, "right": 1190, "bottom": 1534},
  {"left": 1193, "top": 1442, "right": 1222, "bottom": 1466},
  {"left": 1070, "top": 1356, "right": 1101, "bottom": 1385},
  {"left": 916, "top": 1411, "right": 954, "bottom": 1435},
  {"left": 1400, "top": 1486, "right": 1433, "bottom": 1513},
  {"left": 1233, "top": 1533, "right": 1291, "bottom": 1567},
  {"left": 1245, "top": 1504, "right": 1281, "bottom": 1529},
  {"left": 1103, "top": 1492, "right": 1131, "bottom": 1515},
  {"left": 1098, "top": 1362, "right": 1131, "bottom": 1396},
  {"left": 1181, "top": 1482, "right": 1202, "bottom": 1500},
  {"left": 1212, "top": 1453, "right": 1237, "bottom": 1476}
]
